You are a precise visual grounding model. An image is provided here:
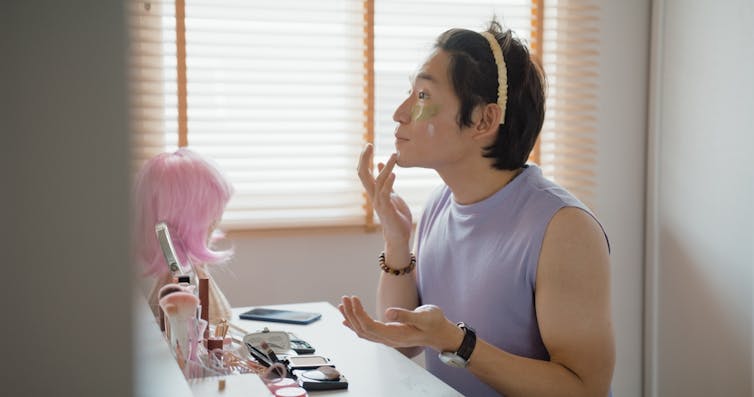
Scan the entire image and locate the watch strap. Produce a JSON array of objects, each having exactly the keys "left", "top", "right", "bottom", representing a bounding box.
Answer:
[{"left": 455, "top": 322, "right": 476, "bottom": 362}]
